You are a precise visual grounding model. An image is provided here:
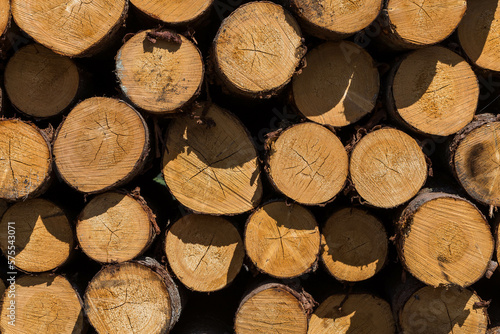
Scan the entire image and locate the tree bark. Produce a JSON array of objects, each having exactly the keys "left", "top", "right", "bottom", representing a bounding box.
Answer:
[{"left": 130, "top": 0, "right": 213, "bottom": 26}]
